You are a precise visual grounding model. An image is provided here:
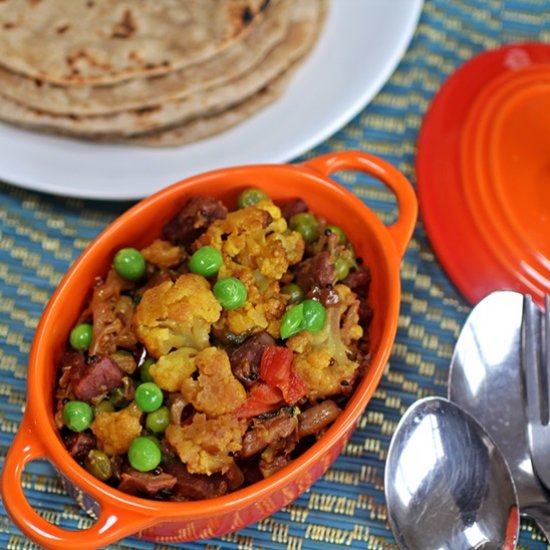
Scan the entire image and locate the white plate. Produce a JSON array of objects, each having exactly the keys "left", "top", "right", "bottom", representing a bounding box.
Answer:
[{"left": 0, "top": 0, "right": 423, "bottom": 200}]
